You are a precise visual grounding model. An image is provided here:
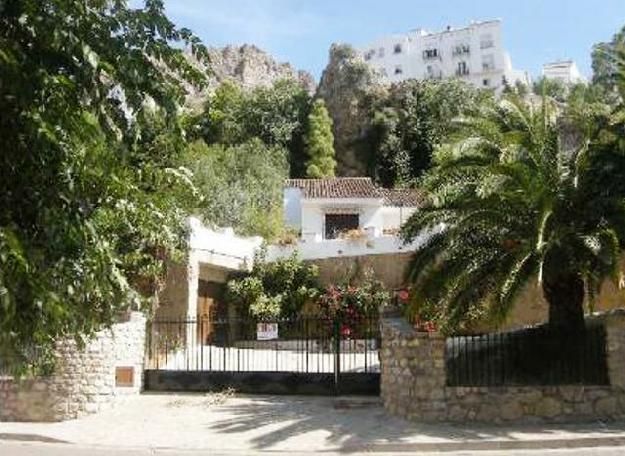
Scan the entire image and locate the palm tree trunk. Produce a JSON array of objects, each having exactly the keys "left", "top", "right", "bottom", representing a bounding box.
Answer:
[{"left": 542, "top": 274, "right": 585, "bottom": 332}]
